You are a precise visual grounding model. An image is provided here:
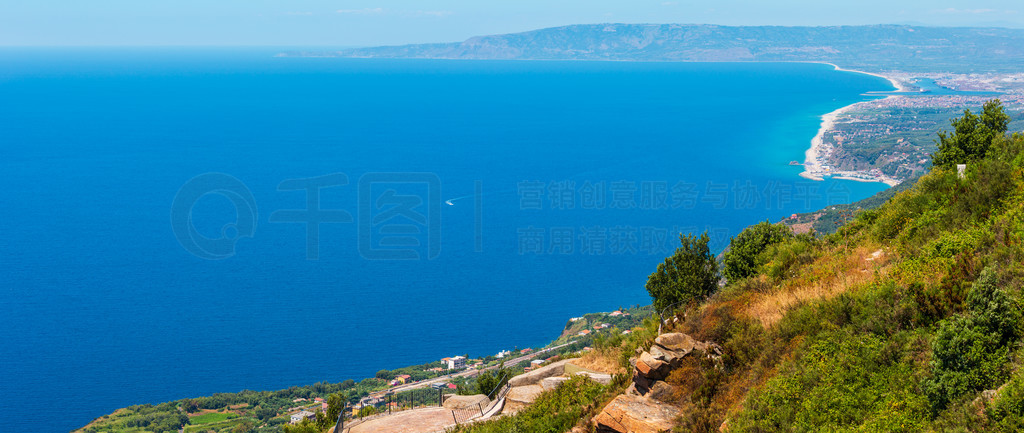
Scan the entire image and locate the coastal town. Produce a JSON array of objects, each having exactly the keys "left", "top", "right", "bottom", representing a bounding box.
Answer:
[{"left": 800, "top": 71, "right": 1024, "bottom": 187}]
